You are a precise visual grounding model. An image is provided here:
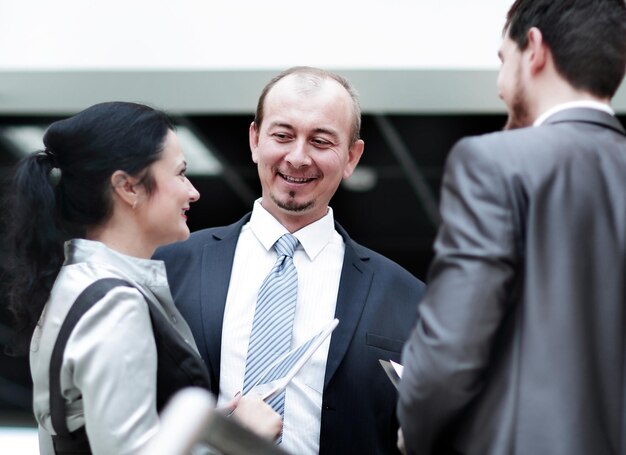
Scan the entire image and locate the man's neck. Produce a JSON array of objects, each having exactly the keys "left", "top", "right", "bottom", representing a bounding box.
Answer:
[
  {"left": 531, "top": 77, "right": 611, "bottom": 124},
  {"left": 261, "top": 200, "right": 330, "bottom": 234}
]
